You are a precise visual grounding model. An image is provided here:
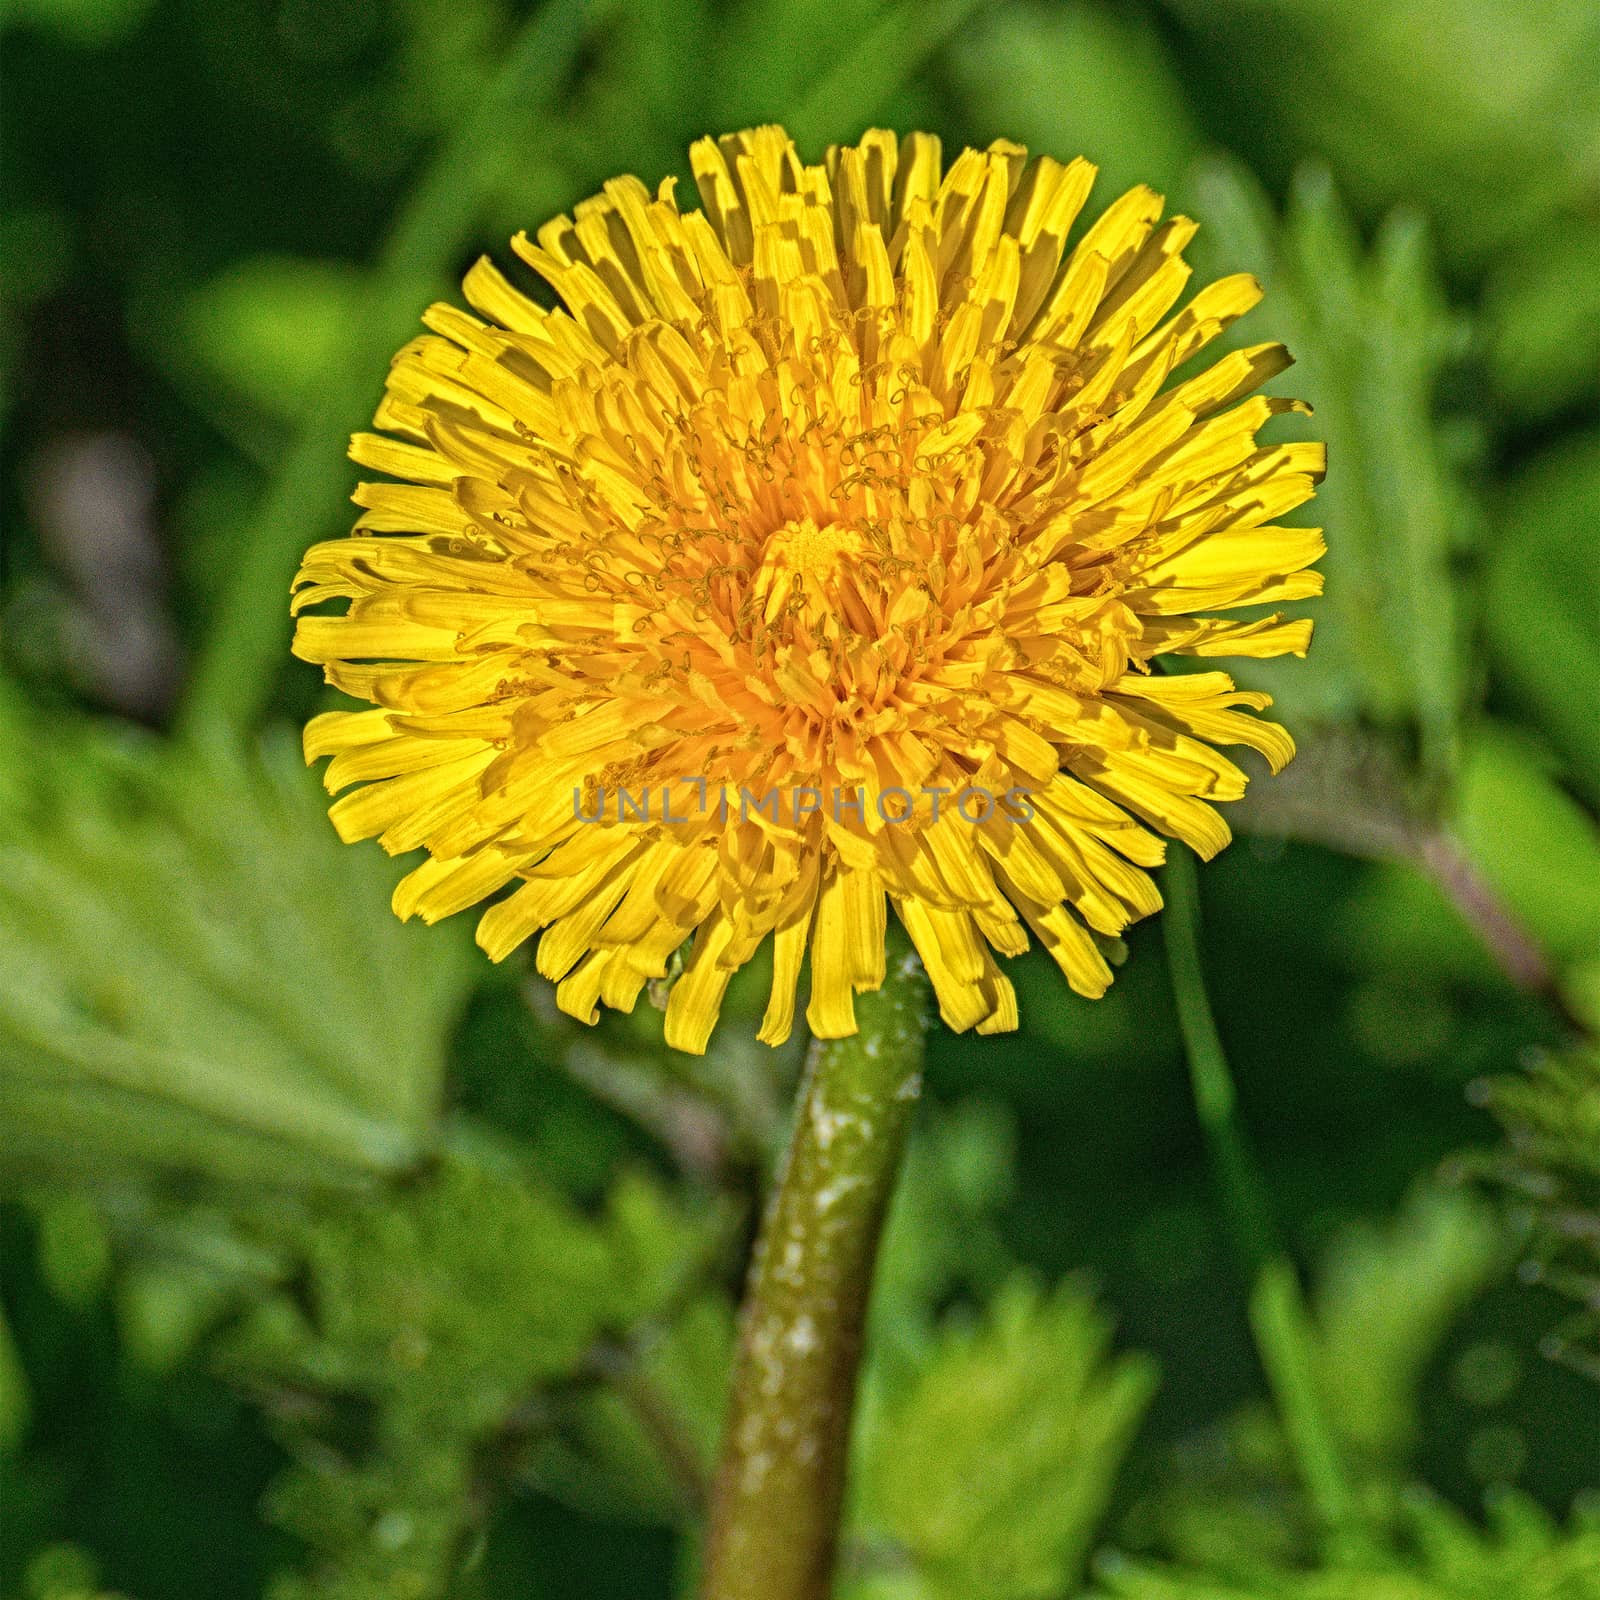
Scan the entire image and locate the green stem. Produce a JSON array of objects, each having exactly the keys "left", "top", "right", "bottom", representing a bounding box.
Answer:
[
  {"left": 1162, "top": 847, "right": 1367, "bottom": 1557},
  {"left": 177, "top": 0, "right": 596, "bottom": 742},
  {"left": 701, "top": 937, "right": 929, "bottom": 1600}
]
